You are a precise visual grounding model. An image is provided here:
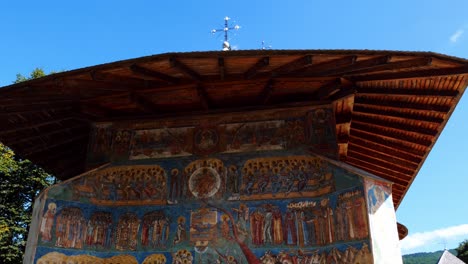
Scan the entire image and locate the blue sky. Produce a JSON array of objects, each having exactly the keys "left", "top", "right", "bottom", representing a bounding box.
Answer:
[{"left": 1, "top": 0, "right": 467, "bottom": 254}]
